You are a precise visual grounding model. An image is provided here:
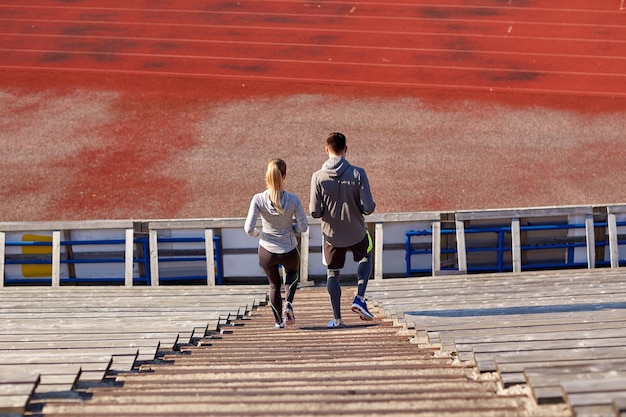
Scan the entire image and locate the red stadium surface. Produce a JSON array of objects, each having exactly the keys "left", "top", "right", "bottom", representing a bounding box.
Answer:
[{"left": 1, "top": 1, "right": 625, "bottom": 221}]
